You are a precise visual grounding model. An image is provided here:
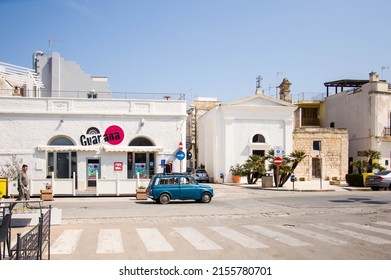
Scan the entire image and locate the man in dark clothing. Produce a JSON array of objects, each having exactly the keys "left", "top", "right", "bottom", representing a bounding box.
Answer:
[{"left": 17, "top": 164, "right": 30, "bottom": 206}]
